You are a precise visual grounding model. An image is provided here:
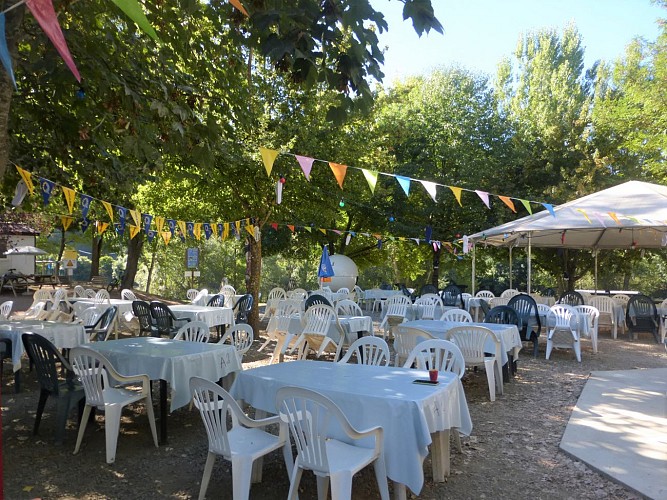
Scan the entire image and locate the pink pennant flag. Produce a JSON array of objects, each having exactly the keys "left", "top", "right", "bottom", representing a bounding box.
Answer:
[
  {"left": 26, "top": 0, "right": 81, "bottom": 82},
  {"left": 475, "top": 190, "right": 490, "bottom": 208},
  {"left": 295, "top": 155, "right": 315, "bottom": 180}
]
